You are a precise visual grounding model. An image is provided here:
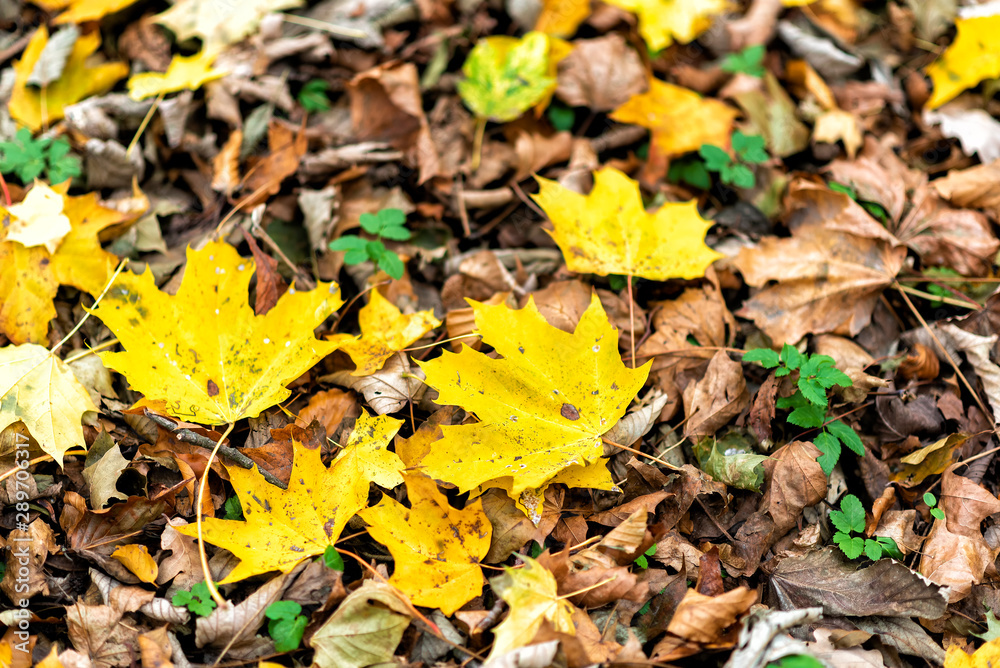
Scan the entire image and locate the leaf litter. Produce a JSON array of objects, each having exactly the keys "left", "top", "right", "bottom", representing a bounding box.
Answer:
[{"left": 5, "top": 0, "right": 1000, "bottom": 666}]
